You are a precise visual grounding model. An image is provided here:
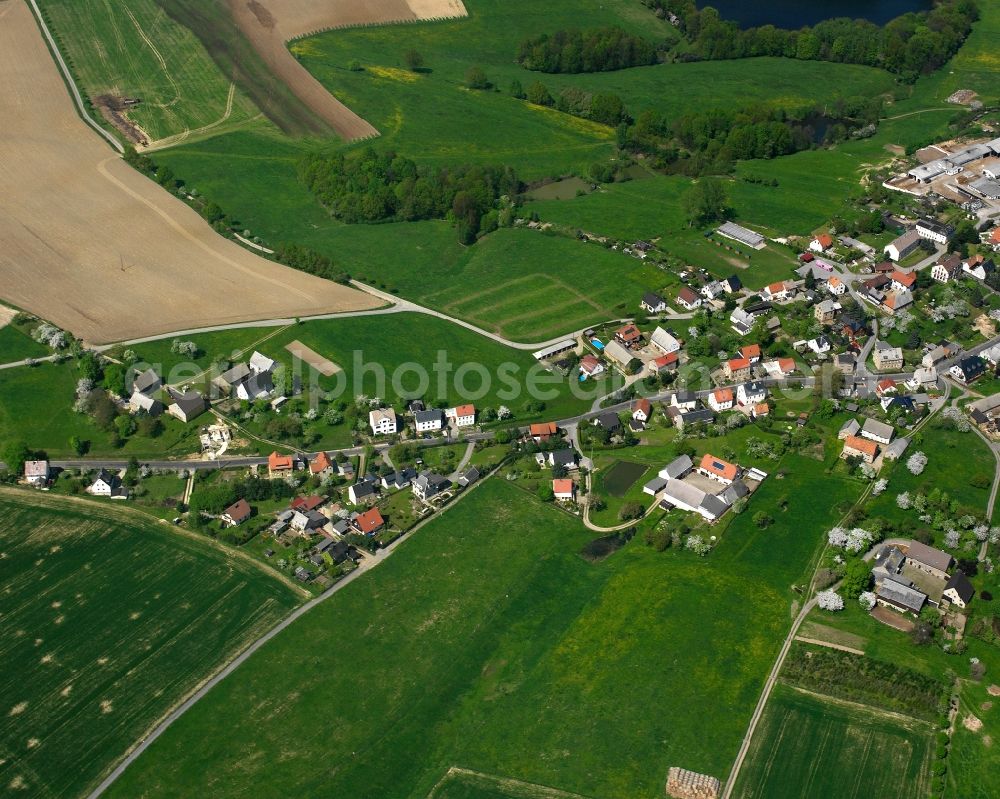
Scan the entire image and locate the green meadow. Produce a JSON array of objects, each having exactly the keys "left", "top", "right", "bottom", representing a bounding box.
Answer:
[
  {"left": 104, "top": 470, "right": 860, "bottom": 799},
  {"left": 37, "top": 0, "right": 261, "bottom": 143},
  {"left": 0, "top": 489, "right": 300, "bottom": 798}
]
